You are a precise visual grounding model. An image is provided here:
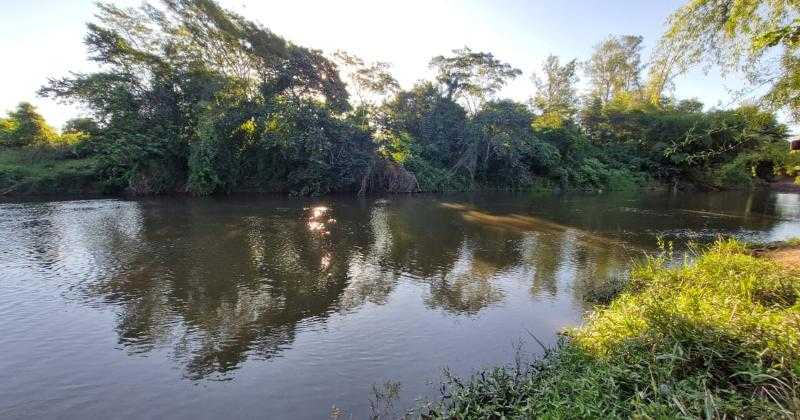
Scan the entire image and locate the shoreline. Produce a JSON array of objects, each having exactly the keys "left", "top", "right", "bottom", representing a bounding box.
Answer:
[
  {"left": 770, "top": 177, "right": 800, "bottom": 193},
  {"left": 753, "top": 238, "right": 800, "bottom": 268},
  {"left": 423, "top": 239, "right": 800, "bottom": 418},
  {"left": 3, "top": 177, "right": 799, "bottom": 199}
]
